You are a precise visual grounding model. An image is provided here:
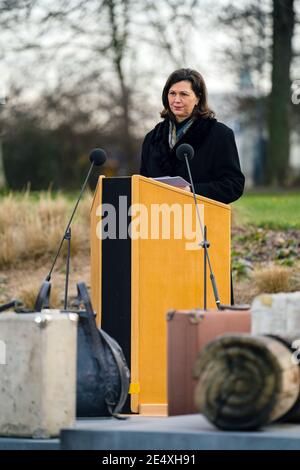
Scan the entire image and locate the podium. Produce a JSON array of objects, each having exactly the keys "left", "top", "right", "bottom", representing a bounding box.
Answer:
[{"left": 90, "top": 175, "right": 231, "bottom": 415}]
